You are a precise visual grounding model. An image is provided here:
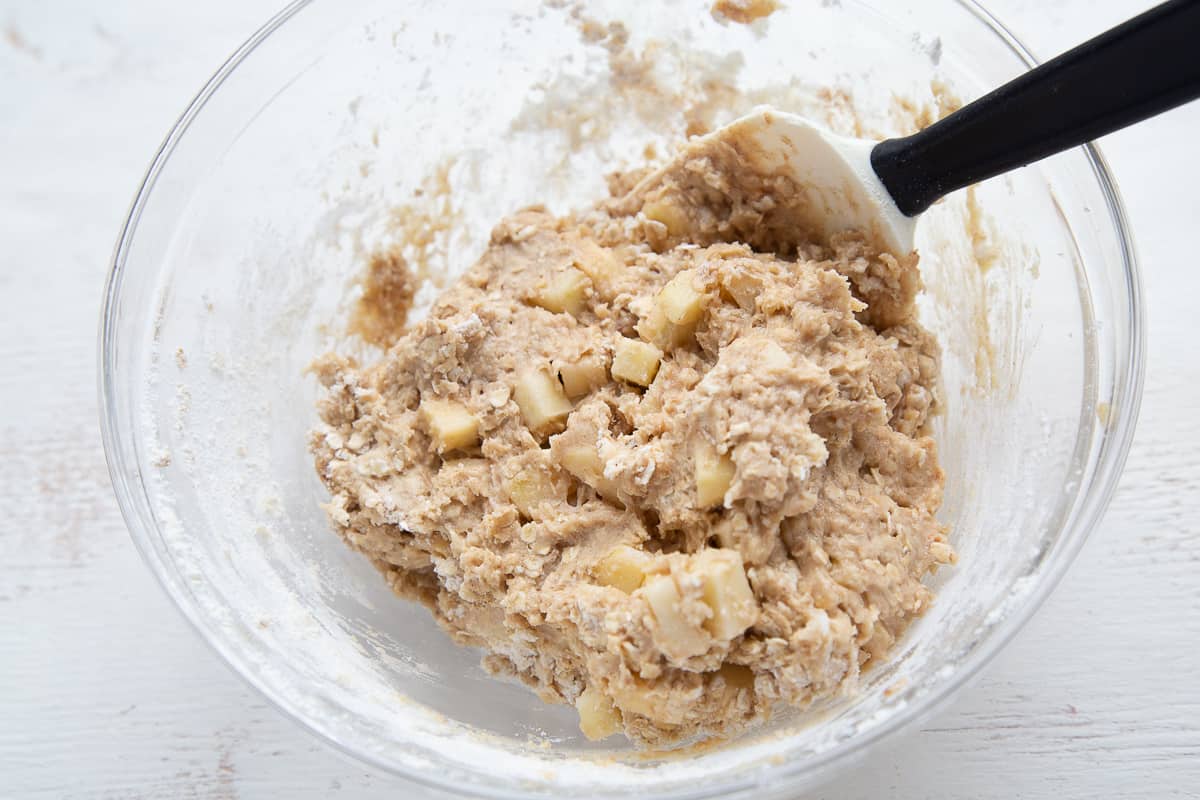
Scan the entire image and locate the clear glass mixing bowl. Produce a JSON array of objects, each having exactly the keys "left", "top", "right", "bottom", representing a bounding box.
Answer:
[{"left": 99, "top": 1, "right": 1143, "bottom": 797}]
